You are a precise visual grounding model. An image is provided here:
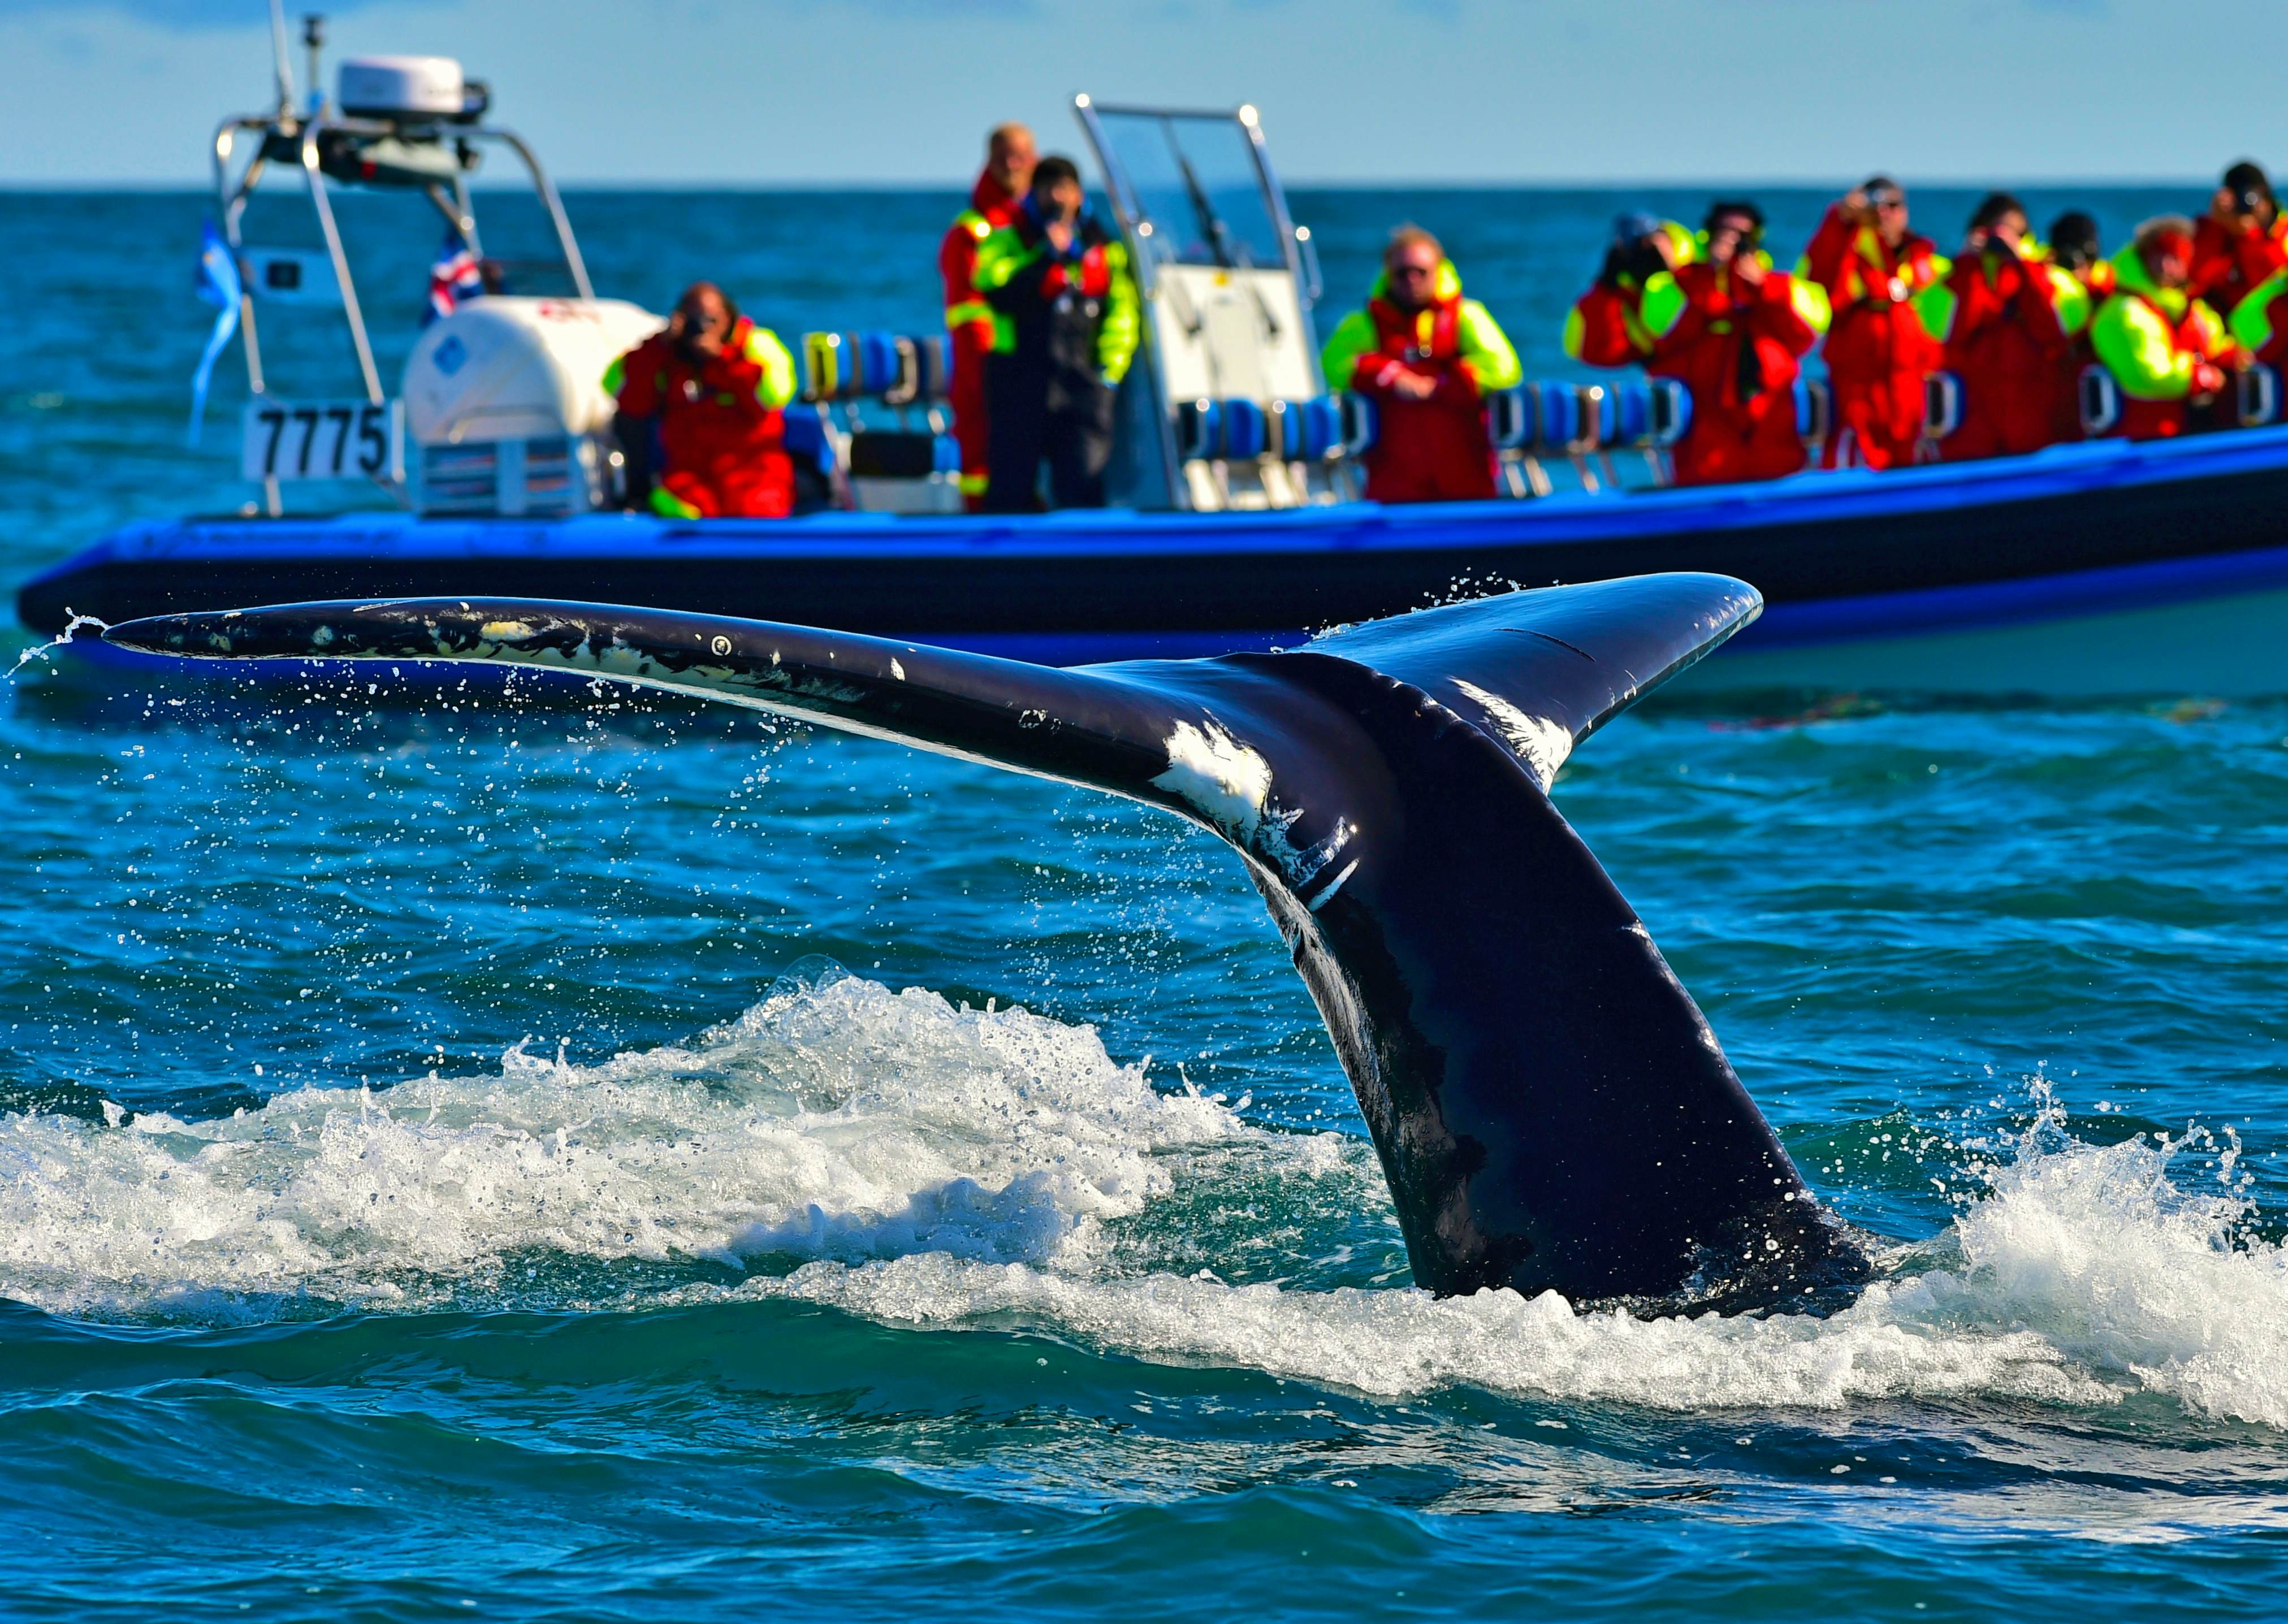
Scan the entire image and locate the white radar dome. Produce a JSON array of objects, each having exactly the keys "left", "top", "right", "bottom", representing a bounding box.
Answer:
[
  {"left": 401, "top": 297, "right": 662, "bottom": 447},
  {"left": 338, "top": 55, "right": 466, "bottom": 120}
]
